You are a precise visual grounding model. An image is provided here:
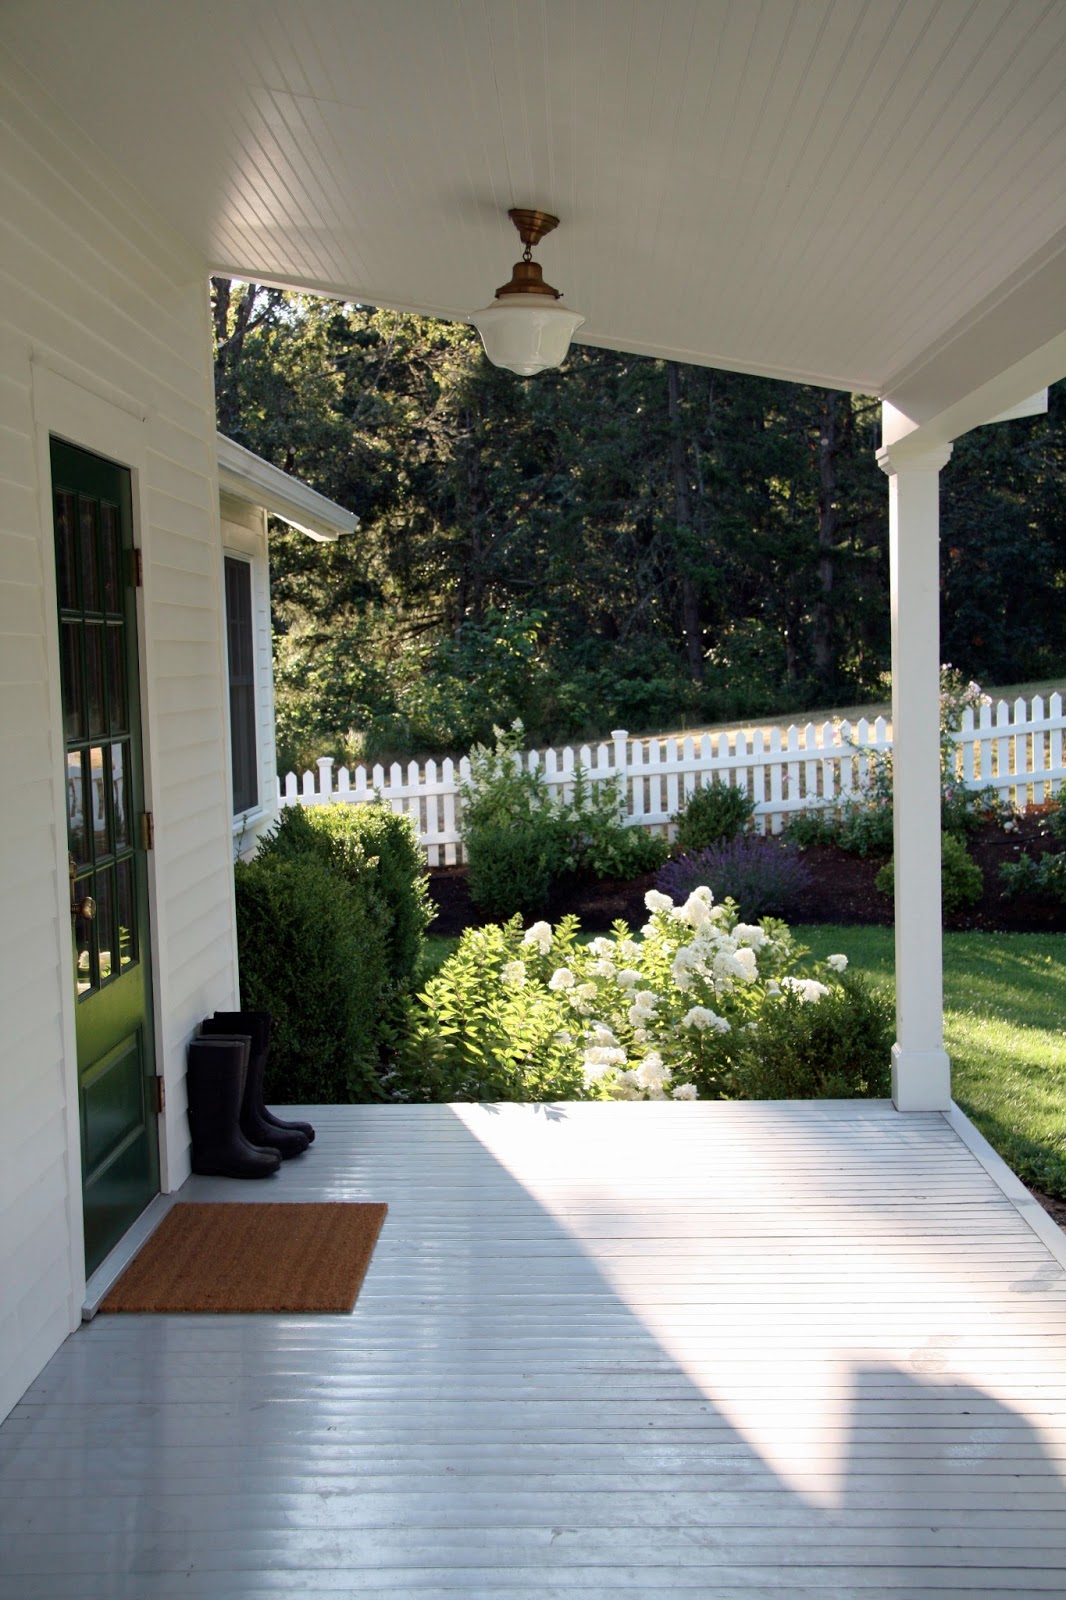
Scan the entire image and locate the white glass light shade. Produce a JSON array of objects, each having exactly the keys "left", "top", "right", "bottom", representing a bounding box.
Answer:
[{"left": 470, "top": 297, "right": 585, "bottom": 376}]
